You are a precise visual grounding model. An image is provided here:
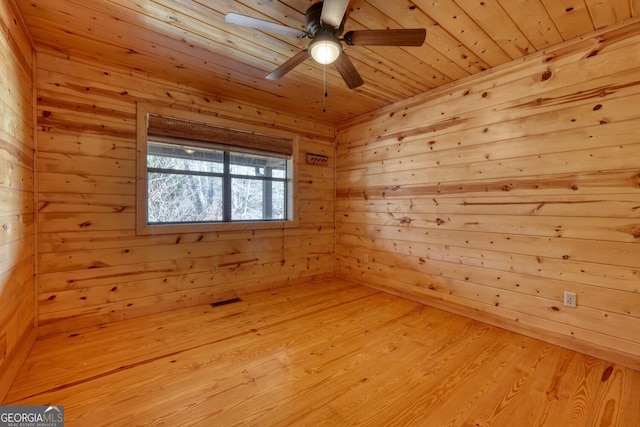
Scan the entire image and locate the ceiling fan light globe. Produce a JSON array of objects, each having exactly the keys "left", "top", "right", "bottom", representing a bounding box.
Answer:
[{"left": 309, "top": 38, "right": 341, "bottom": 65}]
